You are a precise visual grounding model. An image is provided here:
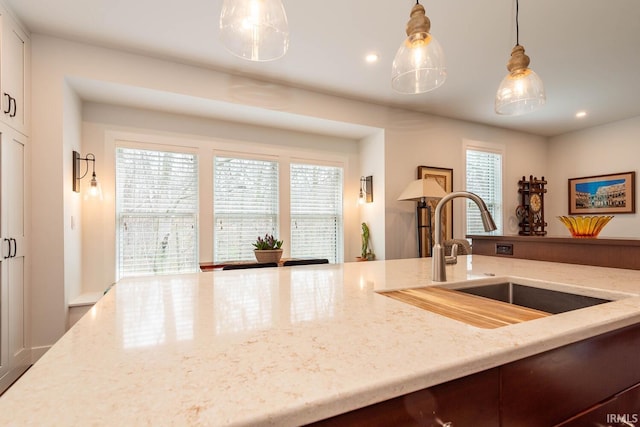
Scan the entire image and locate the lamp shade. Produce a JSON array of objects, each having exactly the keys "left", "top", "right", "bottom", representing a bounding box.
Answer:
[
  {"left": 219, "top": 0, "right": 289, "bottom": 62},
  {"left": 398, "top": 178, "right": 447, "bottom": 201}
]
